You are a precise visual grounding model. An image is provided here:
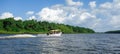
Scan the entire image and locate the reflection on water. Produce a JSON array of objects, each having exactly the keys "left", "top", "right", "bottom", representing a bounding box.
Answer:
[{"left": 0, "top": 34, "right": 120, "bottom": 54}]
